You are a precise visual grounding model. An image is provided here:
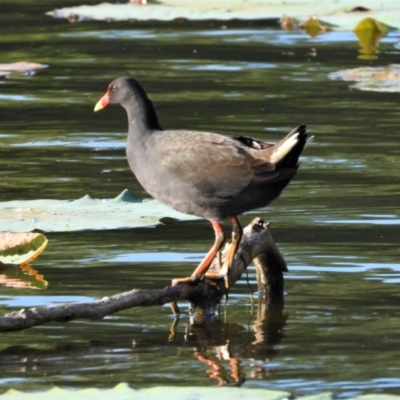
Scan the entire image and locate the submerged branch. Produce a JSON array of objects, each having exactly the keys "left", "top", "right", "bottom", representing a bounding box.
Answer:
[{"left": 0, "top": 218, "right": 286, "bottom": 332}]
